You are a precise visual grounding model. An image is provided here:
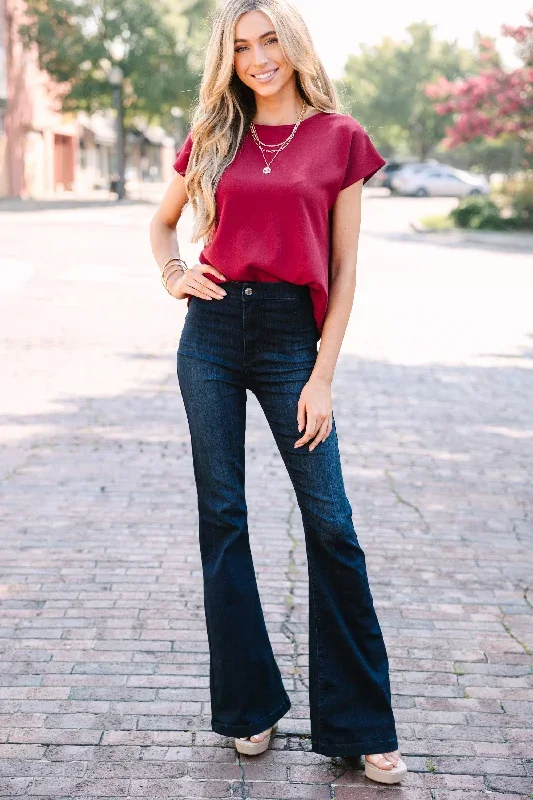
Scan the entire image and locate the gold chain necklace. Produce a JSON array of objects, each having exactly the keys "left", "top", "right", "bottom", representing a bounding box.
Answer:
[{"left": 250, "top": 101, "right": 308, "bottom": 174}]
